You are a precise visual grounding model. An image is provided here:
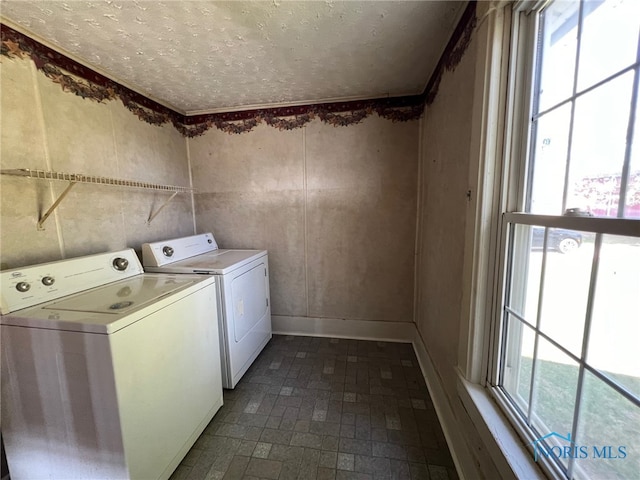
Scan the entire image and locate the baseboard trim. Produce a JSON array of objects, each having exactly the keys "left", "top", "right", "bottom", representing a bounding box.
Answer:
[
  {"left": 271, "top": 315, "right": 415, "bottom": 343},
  {"left": 412, "top": 328, "right": 480, "bottom": 480}
]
